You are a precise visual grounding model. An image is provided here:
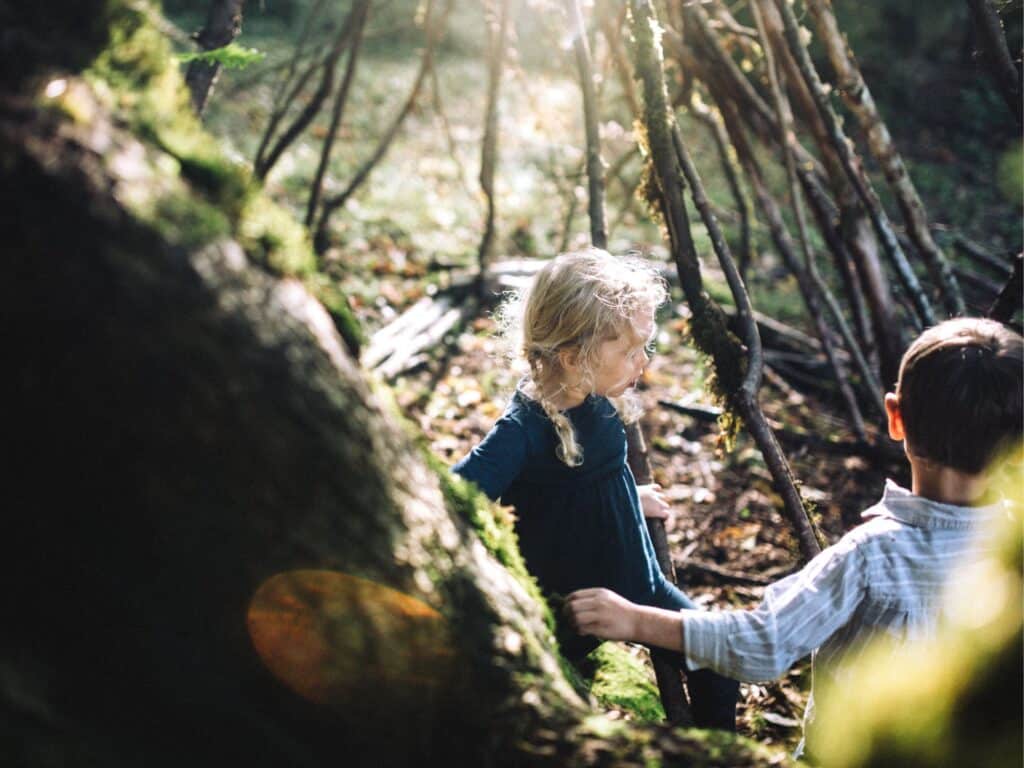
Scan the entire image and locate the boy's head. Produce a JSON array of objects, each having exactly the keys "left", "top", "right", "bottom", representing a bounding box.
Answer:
[{"left": 886, "top": 318, "right": 1023, "bottom": 475}]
